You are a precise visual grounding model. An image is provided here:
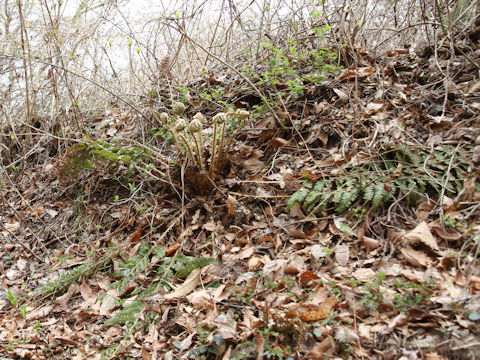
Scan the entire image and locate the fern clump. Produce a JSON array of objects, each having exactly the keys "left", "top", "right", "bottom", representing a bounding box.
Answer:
[
  {"left": 153, "top": 104, "right": 249, "bottom": 176},
  {"left": 287, "top": 144, "right": 476, "bottom": 216}
]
